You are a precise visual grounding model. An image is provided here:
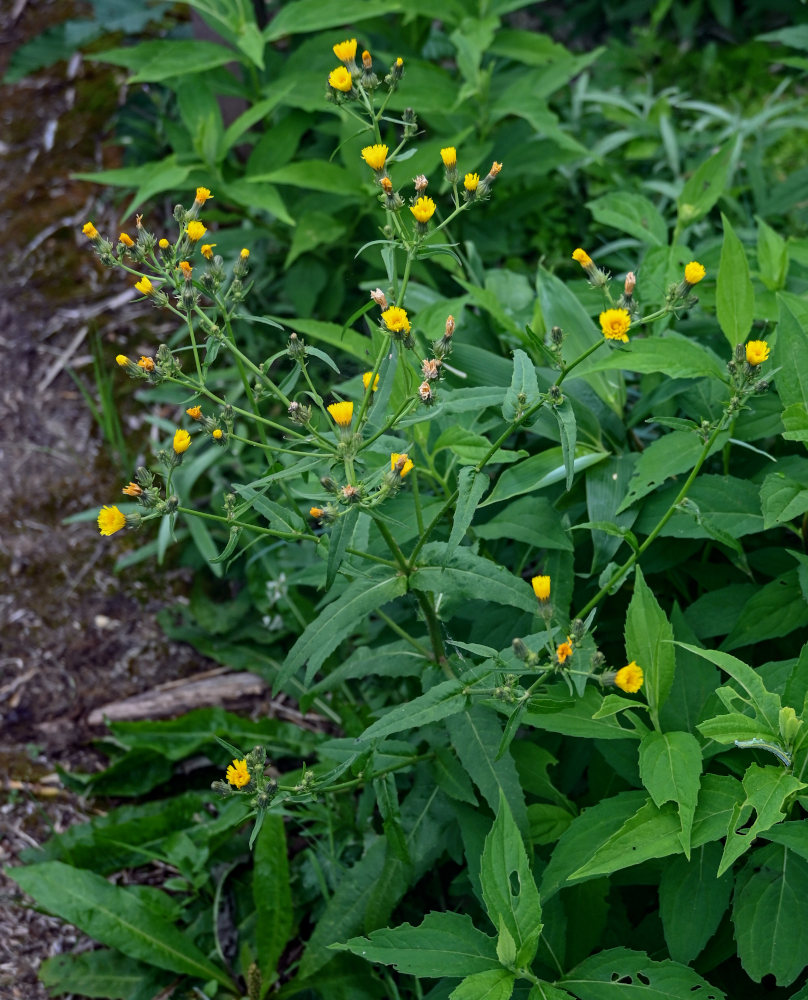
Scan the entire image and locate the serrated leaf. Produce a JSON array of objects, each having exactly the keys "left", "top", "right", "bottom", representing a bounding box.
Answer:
[
  {"left": 639, "top": 731, "right": 702, "bottom": 857},
  {"left": 481, "top": 448, "right": 609, "bottom": 507},
  {"left": 659, "top": 843, "right": 733, "bottom": 965},
  {"left": 360, "top": 678, "right": 470, "bottom": 741},
  {"left": 587, "top": 192, "right": 668, "bottom": 246},
  {"left": 503, "top": 349, "right": 540, "bottom": 421},
  {"left": 716, "top": 213, "right": 755, "bottom": 348},
  {"left": 760, "top": 473, "right": 808, "bottom": 529},
  {"left": 625, "top": 567, "right": 675, "bottom": 722},
  {"left": 413, "top": 544, "right": 536, "bottom": 614},
  {"left": 449, "top": 467, "right": 490, "bottom": 554},
  {"left": 326, "top": 507, "right": 358, "bottom": 591},
  {"left": 677, "top": 140, "right": 734, "bottom": 227},
  {"left": 583, "top": 334, "right": 726, "bottom": 382},
  {"left": 561, "top": 946, "right": 727, "bottom": 998},
  {"left": 38, "top": 950, "right": 168, "bottom": 1000},
  {"left": 553, "top": 400, "right": 577, "bottom": 491},
  {"left": 451, "top": 968, "right": 516, "bottom": 1000},
  {"left": 254, "top": 816, "right": 292, "bottom": 981}
]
